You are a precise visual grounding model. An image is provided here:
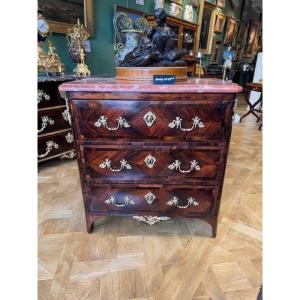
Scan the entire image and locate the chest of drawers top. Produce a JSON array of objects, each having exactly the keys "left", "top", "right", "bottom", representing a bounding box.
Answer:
[{"left": 59, "top": 77, "right": 242, "bottom": 96}]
